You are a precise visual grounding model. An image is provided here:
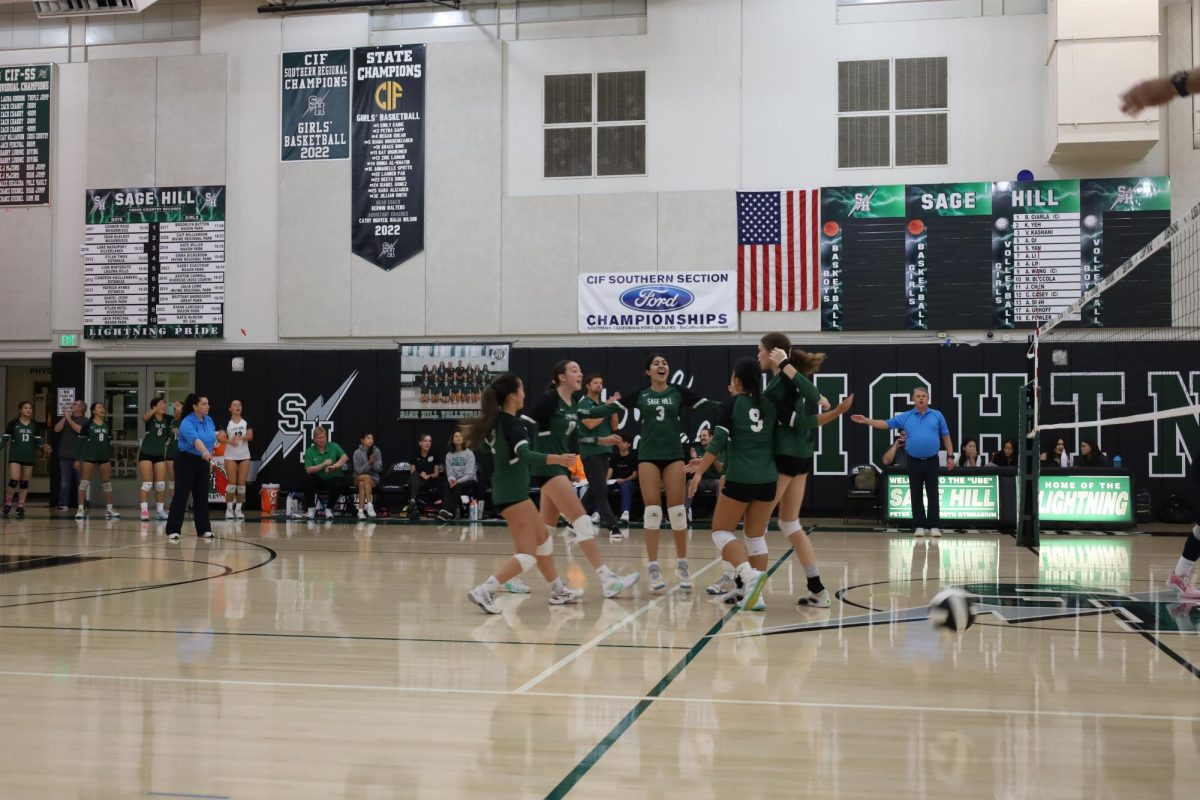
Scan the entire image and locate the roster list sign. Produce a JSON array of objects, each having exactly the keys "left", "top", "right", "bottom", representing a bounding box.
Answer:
[
  {"left": 351, "top": 44, "right": 425, "bottom": 271},
  {"left": 0, "top": 64, "right": 51, "bottom": 206},
  {"left": 992, "top": 180, "right": 1082, "bottom": 325},
  {"left": 83, "top": 186, "right": 225, "bottom": 339}
]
